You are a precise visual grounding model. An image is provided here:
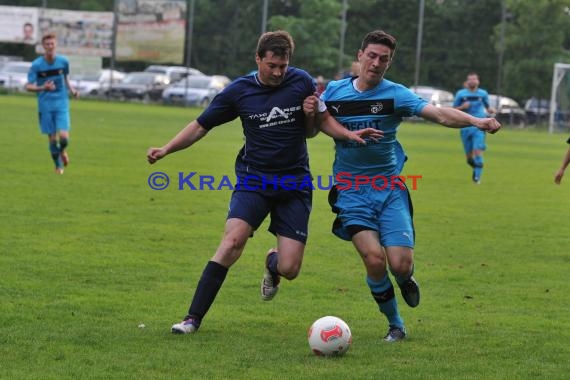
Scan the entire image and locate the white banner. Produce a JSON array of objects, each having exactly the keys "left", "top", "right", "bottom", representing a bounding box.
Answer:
[
  {"left": 38, "top": 8, "right": 114, "bottom": 57},
  {"left": 0, "top": 6, "right": 38, "bottom": 45}
]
